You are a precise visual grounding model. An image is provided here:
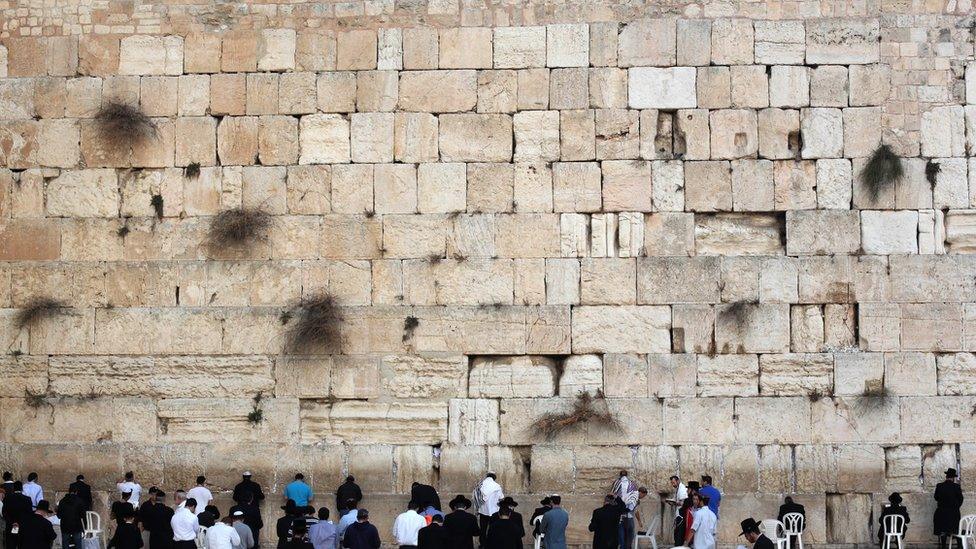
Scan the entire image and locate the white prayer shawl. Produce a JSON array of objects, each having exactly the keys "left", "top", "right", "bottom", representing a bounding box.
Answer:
[{"left": 477, "top": 478, "right": 504, "bottom": 516}]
